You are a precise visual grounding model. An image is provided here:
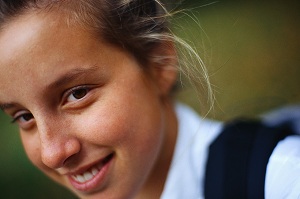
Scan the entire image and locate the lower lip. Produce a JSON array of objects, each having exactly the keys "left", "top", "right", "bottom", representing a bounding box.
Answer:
[{"left": 68, "top": 155, "right": 114, "bottom": 192}]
